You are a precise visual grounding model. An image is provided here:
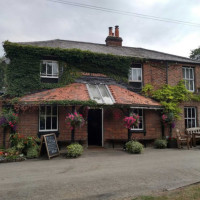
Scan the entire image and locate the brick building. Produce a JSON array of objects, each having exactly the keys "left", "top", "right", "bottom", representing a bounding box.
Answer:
[{"left": 1, "top": 26, "right": 200, "bottom": 148}]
